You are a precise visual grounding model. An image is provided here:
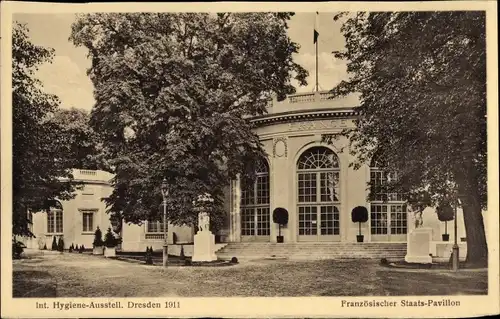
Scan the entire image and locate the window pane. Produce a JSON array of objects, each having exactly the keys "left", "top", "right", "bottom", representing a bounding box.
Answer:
[
  {"left": 370, "top": 205, "right": 388, "bottom": 235},
  {"left": 47, "top": 211, "right": 54, "bottom": 233},
  {"left": 82, "top": 212, "right": 94, "bottom": 232},
  {"left": 298, "top": 173, "right": 316, "bottom": 202},
  {"left": 55, "top": 211, "right": 63, "bottom": 233},
  {"left": 320, "top": 172, "right": 339, "bottom": 202}
]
